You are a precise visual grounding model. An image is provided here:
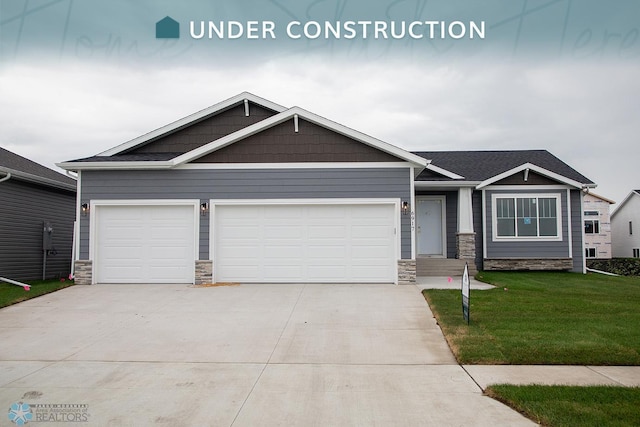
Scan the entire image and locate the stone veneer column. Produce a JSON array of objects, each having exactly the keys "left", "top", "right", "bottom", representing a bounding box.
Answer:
[
  {"left": 195, "top": 260, "right": 213, "bottom": 285},
  {"left": 74, "top": 260, "right": 93, "bottom": 285},
  {"left": 397, "top": 260, "right": 416, "bottom": 285},
  {"left": 456, "top": 232, "right": 476, "bottom": 260}
]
